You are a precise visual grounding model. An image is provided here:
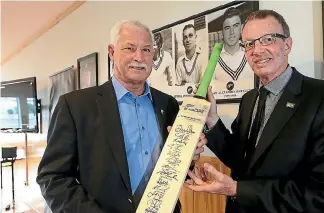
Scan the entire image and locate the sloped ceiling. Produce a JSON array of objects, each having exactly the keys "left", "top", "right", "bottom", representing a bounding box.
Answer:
[{"left": 1, "top": 1, "right": 85, "bottom": 65}]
